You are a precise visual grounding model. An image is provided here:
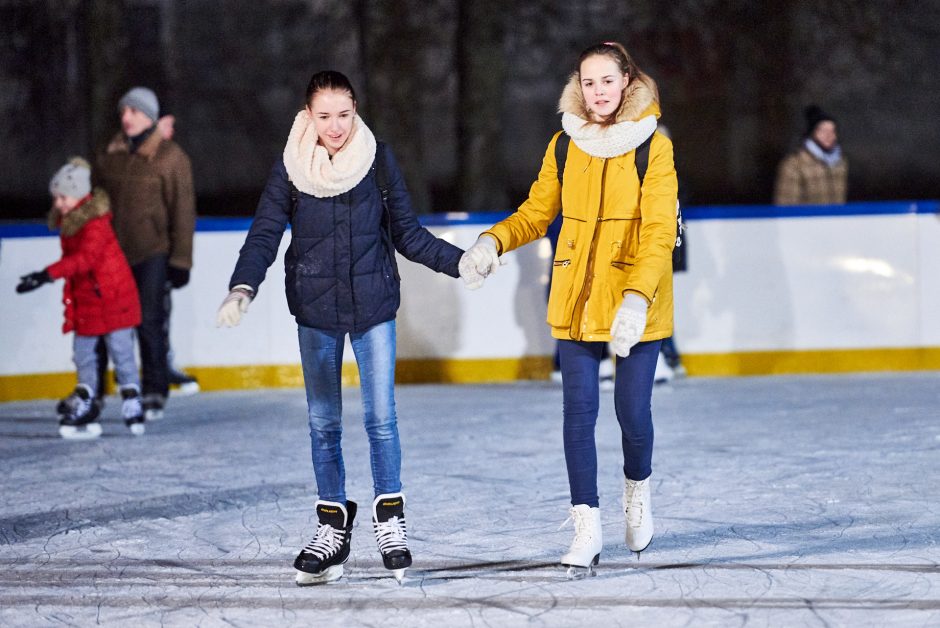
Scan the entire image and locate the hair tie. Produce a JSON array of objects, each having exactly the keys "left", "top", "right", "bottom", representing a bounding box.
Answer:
[{"left": 603, "top": 41, "right": 617, "bottom": 46}]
